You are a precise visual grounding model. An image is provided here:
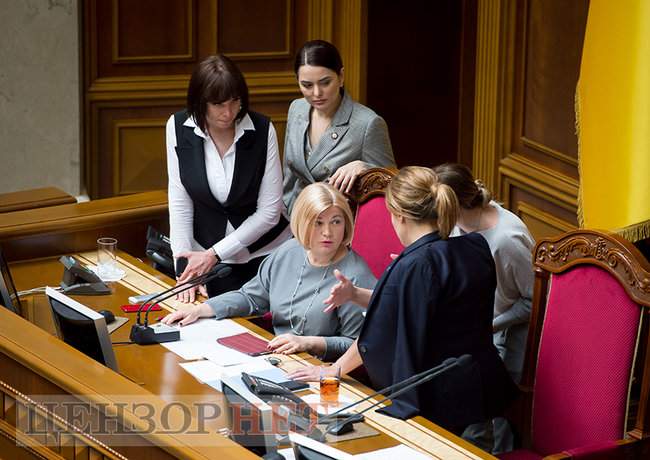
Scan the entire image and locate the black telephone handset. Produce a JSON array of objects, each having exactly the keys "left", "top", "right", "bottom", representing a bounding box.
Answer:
[
  {"left": 241, "top": 373, "right": 315, "bottom": 422},
  {"left": 59, "top": 256, "right": 110, "bottom": 295}
]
